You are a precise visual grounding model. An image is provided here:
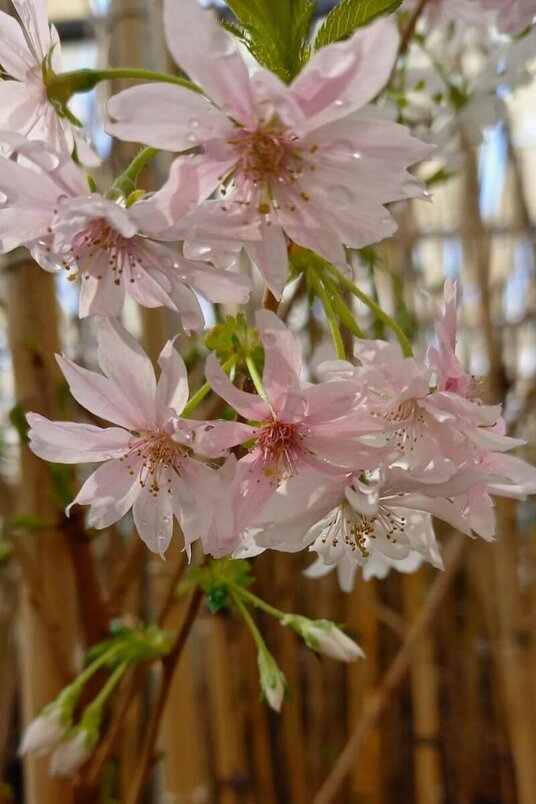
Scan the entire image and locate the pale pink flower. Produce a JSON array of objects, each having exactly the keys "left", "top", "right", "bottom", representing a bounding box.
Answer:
[
  {"left": 201, "top": 310, "right": 384, "bottom": 534},
  {"left": 489, "top": 0, "right": 536, "bottom": 34},
  {"left": 106, "top": 0, "right": 433, "bottom": 297},
  {"left": 402, "top": 0, "right": 536, "bottom": 33},
  {"left": 0, "top": 0, "right": 95, "bottom": 161},
  {"left": 26, "top": 318, "right": 242, "bottom": 556},
  {"left": 0, "top": 137, "right": 252, "bottom": 324}
]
